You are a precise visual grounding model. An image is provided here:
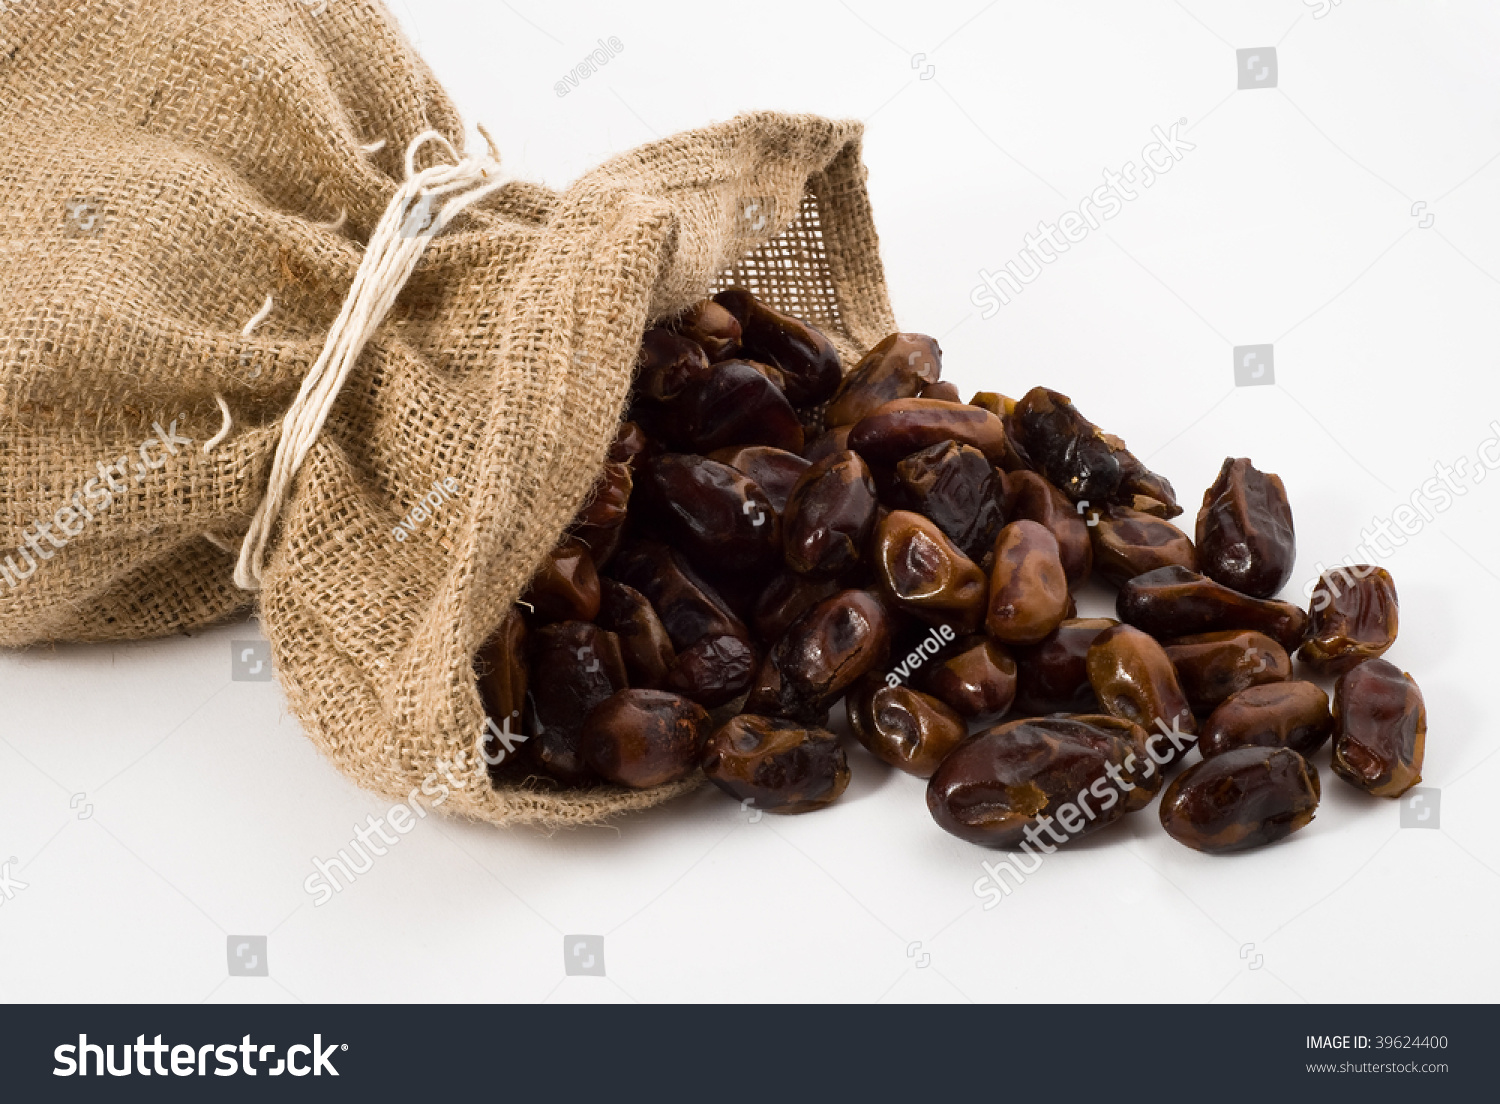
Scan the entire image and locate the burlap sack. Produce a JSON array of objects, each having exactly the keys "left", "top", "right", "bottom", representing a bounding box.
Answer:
[{"left": 0, "top": 0, "right": 896, "bottom": 825}]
